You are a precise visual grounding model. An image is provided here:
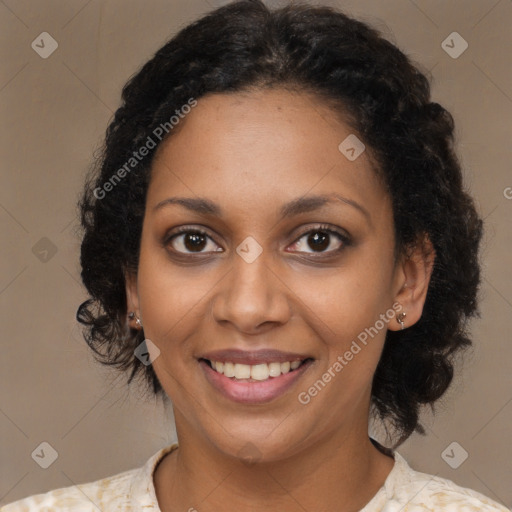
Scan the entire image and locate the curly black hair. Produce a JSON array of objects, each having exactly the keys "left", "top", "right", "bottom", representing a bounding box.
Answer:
[{"left": 77, "top": 0, "right": 483, "bottom": 446}]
